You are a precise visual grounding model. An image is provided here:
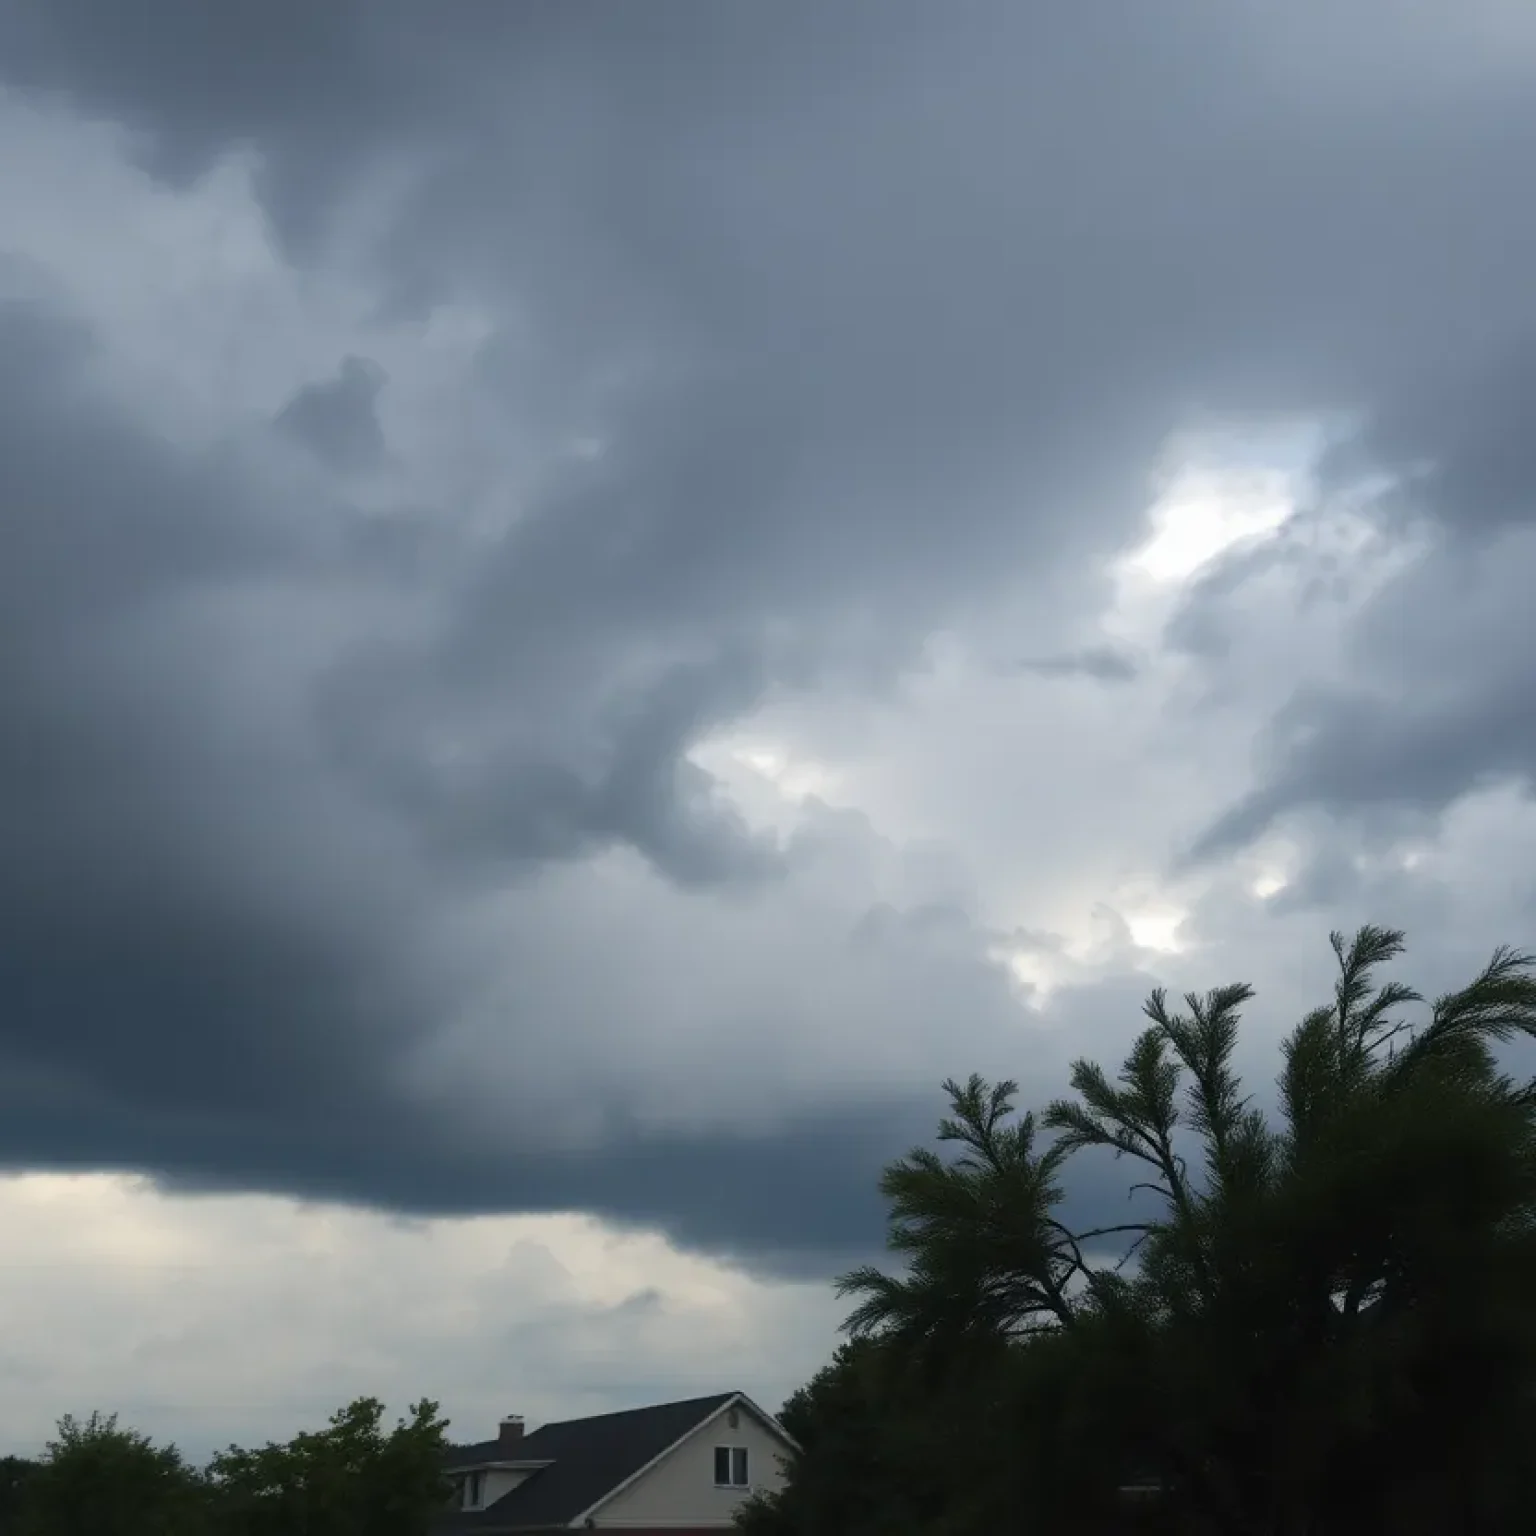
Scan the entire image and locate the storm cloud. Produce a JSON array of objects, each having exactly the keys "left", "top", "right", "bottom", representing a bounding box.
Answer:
[{"left": 1, "top": 0, "right": 1535, "bottom": 1321}]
